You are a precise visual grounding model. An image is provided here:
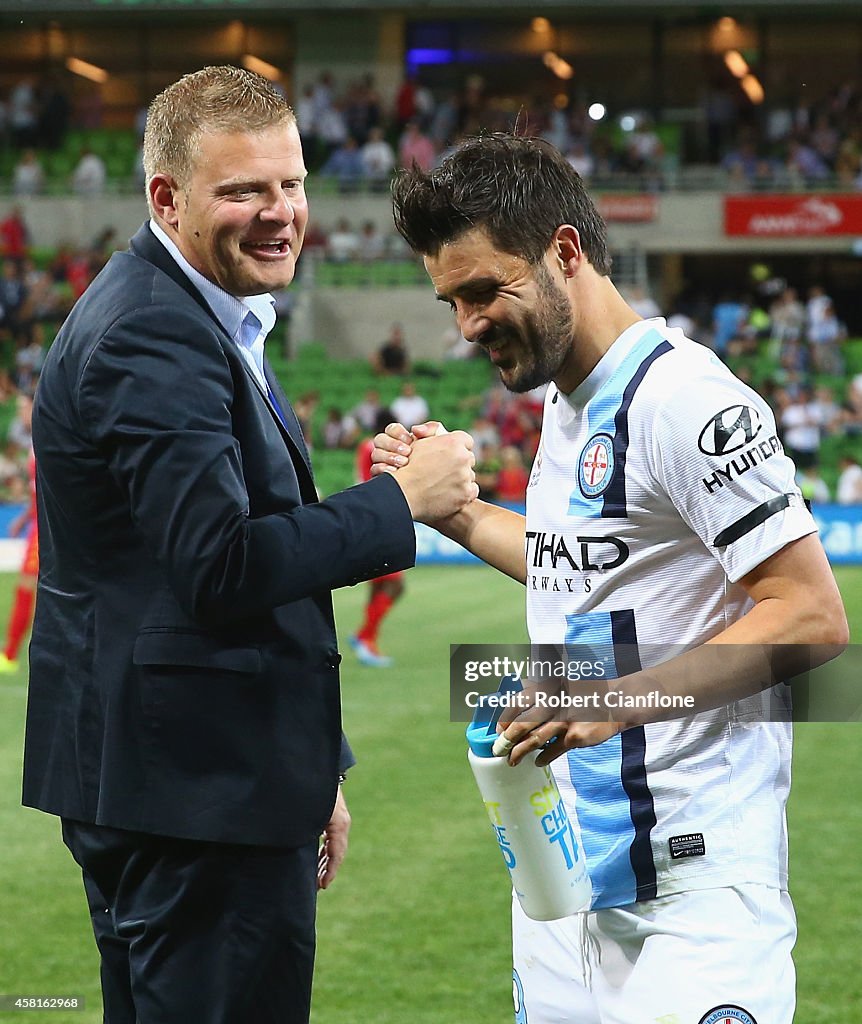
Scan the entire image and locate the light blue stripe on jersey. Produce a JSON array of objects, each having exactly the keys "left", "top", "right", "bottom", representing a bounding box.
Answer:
[
  {"left": 567, "top": 327, "right": 670, "bottom": 519},
  {"left": 564, "top": 610, "right": 638, "bottom": 908}
]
